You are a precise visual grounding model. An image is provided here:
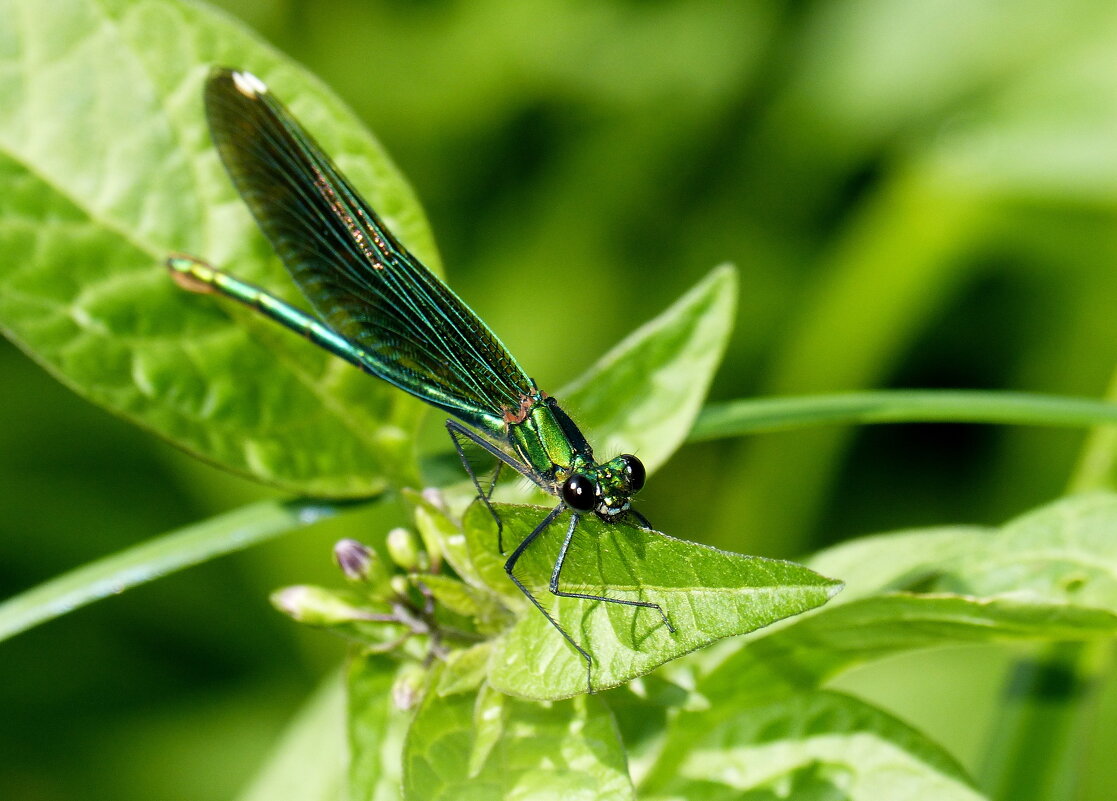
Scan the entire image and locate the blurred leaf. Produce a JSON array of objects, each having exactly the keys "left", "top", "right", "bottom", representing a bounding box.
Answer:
[
  {"left": 463, "top": 503, "right": 840, "bottom": 700},
  {"left": 815, "top": 491, "right": 1117, "bottom": 607},
  {"left": 347, "top": 654, "right": 410, "bottom": 801},
  {"left": 789, "top": 0, "right": 1117, "bottom": 155},
  {"left": 649, "top": 492, "right": 1117, "bottom": 789},
  {"left": 0, "top": 497, "right": 345, "bottom": 643},
  {"left": 0, "top": 0, "right": 437, "bottom": 496},
  {"left": 719, "top": 3, "right": 1117, "bottom": 556},
  {"left": 562, "top": 264, "right": 736, "bottom": 474},
  {"left": 642, "top": 691, "right": 986, "bottom": 801},
  {"left": 237, "top": 673, "right": 347, "bottom": 801},
  {"left": 467, "top": 683, "right": 505, "bottom": 779},
  {"left": 402, "top": 671, "right": 634, "bottom": 801},
  {"left": 435, "top": 642, "right": 492, "bottom": 697},
  {"left": 704, "top": 492, "right": 1117, "bottom": 705},
  {"left": 413, "top": 574, "right": 511, "bottom": 636},
  {"left": 921, "top": 20, "right": 1117, "bottom": 201},
  {"left": 404, "top": 488, "right": 487, "bottom": 589}
]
